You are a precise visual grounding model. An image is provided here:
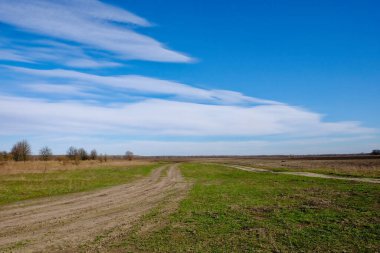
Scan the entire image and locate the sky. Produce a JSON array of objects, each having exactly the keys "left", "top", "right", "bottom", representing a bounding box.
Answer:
[{"left": 0, "top": 0, "right": 379, "bottom": 155}]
